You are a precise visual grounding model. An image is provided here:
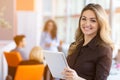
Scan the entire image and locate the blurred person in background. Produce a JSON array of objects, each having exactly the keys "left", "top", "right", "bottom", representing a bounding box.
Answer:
[
  {"left": 40, "top": 19, "right": 62, "bottom": 80},
  {"left": 20, "top": 46, "right": 44, "bottom": 65},
  {"left": 11, "top": 35, "right": 28, "bottom": 60},
  {"left": 9, "top": 46, "right": 44, "bottom": 79},
  {"left": 114, "top": 49, "right": 120, "bottom": 69},
  {"left": 29, "top": 46, "right": 44, "bottom": 64},
  {"left": 40, "top": 19, "right": 62, "bottom": 52},
  {"left": 19, "top": 46, "right": 46, "bottom": 79}
]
